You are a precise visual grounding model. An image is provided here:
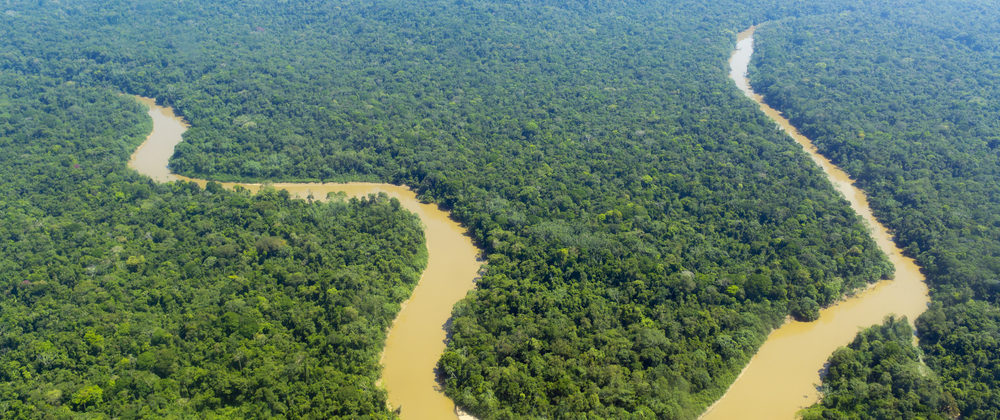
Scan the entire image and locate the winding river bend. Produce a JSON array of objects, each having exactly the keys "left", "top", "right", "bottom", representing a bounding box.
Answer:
[
  {"left": 130, "top": 27, "right": 931, "bottom": 417},
  {"left": 128, "top": 97, "right": 481, "bottom": 420},
  {"left": 701, "top": 27, "right": 931, "bottom": 419}
]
